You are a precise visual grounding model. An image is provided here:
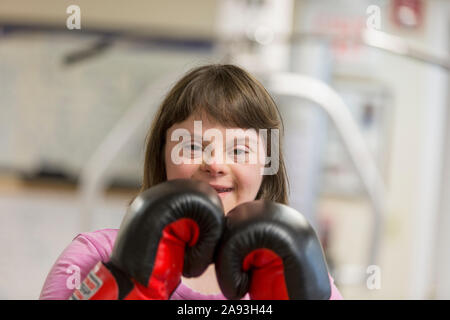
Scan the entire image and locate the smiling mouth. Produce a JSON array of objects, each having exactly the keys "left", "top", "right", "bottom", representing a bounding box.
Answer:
[{"left": 210, "top": 186, "right": 234, "bottom": 194}]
